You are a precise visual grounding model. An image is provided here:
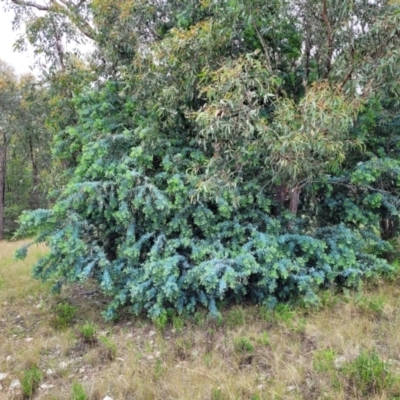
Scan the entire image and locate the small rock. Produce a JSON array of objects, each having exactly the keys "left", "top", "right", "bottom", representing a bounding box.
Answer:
[
  {"left": 79, "top": 367, "right": 85, "bottom": 373},
  {"left": 25, "top": 338, "right": 33, "bottom": 342},
  {"left": 148, "top": 330, "right": 156, "bottom": 337},
  {"left": 387, "top": 359, "right": 400, "bottom": 367},
  {"left": 147, "top": 355, "right": 154, "bottom": 360},
  {"left": 0, "top": 373, "right": 8, "bottom": 381},
  {"left": 257, "top": 384, "right": 264, "bottom": 390},
  {"left": 0, "top": 383, "right": 3, "bottom": 391},
  {"left": 40, "top": 384, "right": 54, "bottom": 390},
  {"left": 9, "top": 379, "right": 21, "bottom": 390},
  {"left": 59, "top": 362, "right": 68, "bottom": 369},
  {"left": 103, "top": 396, "right": 114, "bottom": 400},
  {"left": 287, "top": 385, "right": 296, "bottom": 392},
  {"left": 116, "top": 357, "right": 124, "bottom": 362},
  {"left": 155, "top": 351, "right": 161, "bottom": 357},
  {"left": 126, "top": 333, "right": 133, "bottom": 339},
  {"left": 82, "top": 375, "right": 89, "bottom": 381},
  {"left": 36, "top": 303, "right": 42, "bottom": 309},
  {"left": 334, "top": 356, "right": 347, "bottom": 369},
  {"left": 5, "top": 356, "right": 11, "bottom": 362},
  {"left": 46, "top": 369, "right": 55, "bottom": 375}
]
